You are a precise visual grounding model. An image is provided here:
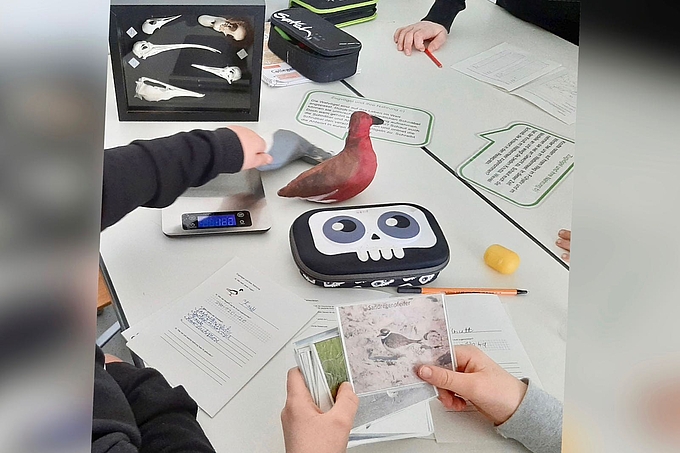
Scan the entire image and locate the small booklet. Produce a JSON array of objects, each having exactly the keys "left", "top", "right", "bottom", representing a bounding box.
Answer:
[
  {"left": 262, "top": 22, "right": 311, "bottom": 87},
  {"left": 336, "top": 293, "right": 455, "bottom": 396}
]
